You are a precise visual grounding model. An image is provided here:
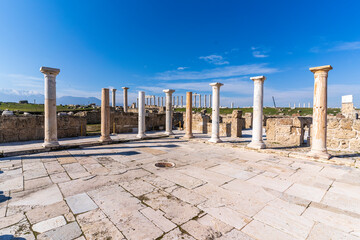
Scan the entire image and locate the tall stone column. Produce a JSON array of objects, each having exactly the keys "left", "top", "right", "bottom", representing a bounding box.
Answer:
[
  {"left": 112, "top": 89, "right": 117, "bottom": 108},
  {"left": 181, "top": 96, "right": 183, "bottom": 107},
  {"left": 209, "top": 83, "right": 223, "bottom": 143},
  {"left": 161, "top": 97, "right": 164, "bottom": 107},
  {"left": 247, "top": 76, "right": 266, "bottom": 149},
  {"left": 204, "top": 95, "right": 207, "bottom": 108},
  {"left": 194, "top": 94, "right": 197, "bottom": 107},
  {"left": 99, "top": 88, "right": 112, "bottom": 142},
  {"left": 158, "top": 97, "right": 160, "bottom": 106},
  {"left": 184, "top": 92, "right": 194, "bottom": 139},
  {"left": 308, "top": 65, "right": 332, "bottom": 159},
  {"left": 209, "top": 94, "right": 212, "bottom": 108},
  {"left": 137, "top": 98, "right": 139, "bottom": 108},
  {"left": 122, "top": 87, "right": 129, "bottom": 112},
  {"left": 163, "top": 89, "right": 175, "bottom": 135},
  {"left": 41, "top": 66, "right": 60, "bottom": 148},
  {"left": 137, "top": 91, "right": 146, "bottom": 138},
  {"left": 199, "top": 94, "right": 202, "bottom": 108},
  {"left": 177, "top": 96, "right": 179, "bottom": 107},
  {"left": 153, "top": 95, "right": 156, "bottom": 106}
]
